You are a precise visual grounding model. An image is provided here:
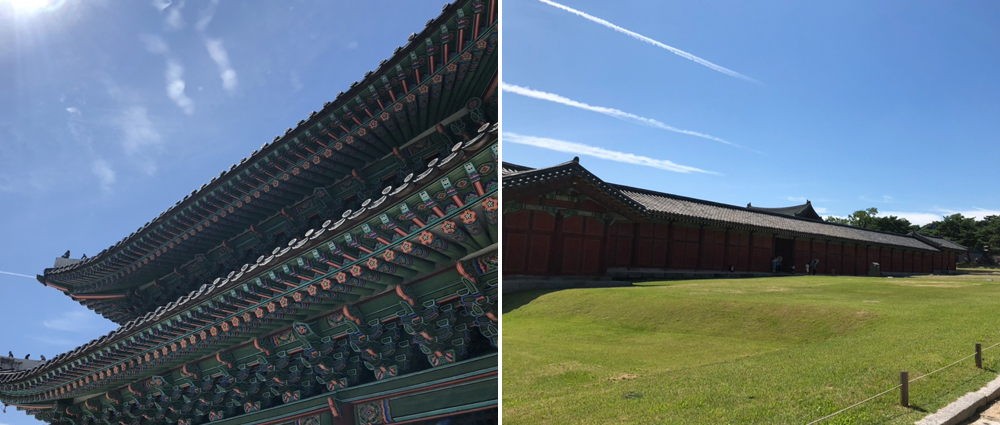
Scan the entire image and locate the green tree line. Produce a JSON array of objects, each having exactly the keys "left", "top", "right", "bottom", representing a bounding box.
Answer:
[{"left": 825, "top": 208, "right": 1000, "bottom": 251}]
